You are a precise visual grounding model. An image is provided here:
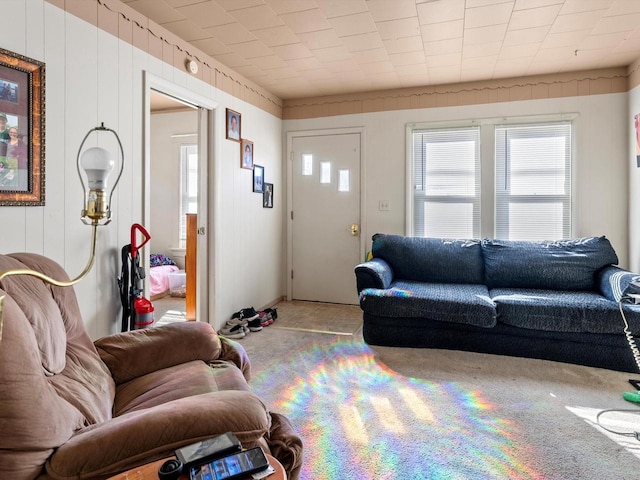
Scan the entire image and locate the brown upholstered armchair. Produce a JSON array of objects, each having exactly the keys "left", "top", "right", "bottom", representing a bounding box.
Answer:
[{"left": 0, "top": 253, "right": 302, "bottom": 479}]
